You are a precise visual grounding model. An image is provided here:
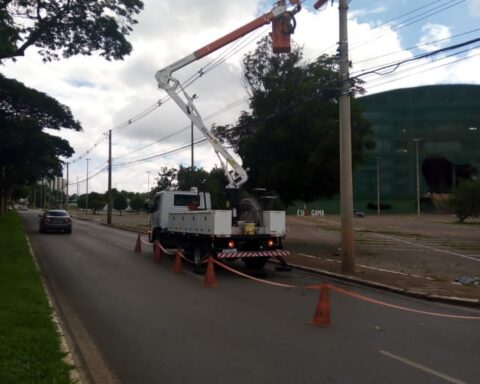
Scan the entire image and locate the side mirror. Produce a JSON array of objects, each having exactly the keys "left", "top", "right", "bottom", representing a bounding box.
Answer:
[{"left": 144, "top": 202, "right": 154, "bottom": 213}]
